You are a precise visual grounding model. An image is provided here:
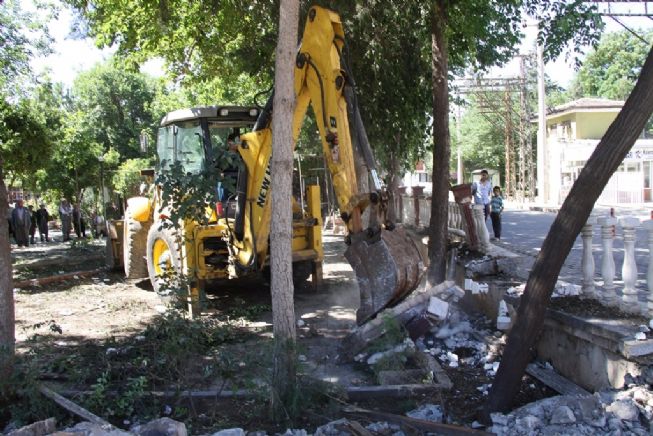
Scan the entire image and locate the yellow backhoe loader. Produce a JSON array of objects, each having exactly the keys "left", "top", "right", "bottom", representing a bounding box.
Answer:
[{"left": 107, "top": 5, "right": 426, "bottom": 324}]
